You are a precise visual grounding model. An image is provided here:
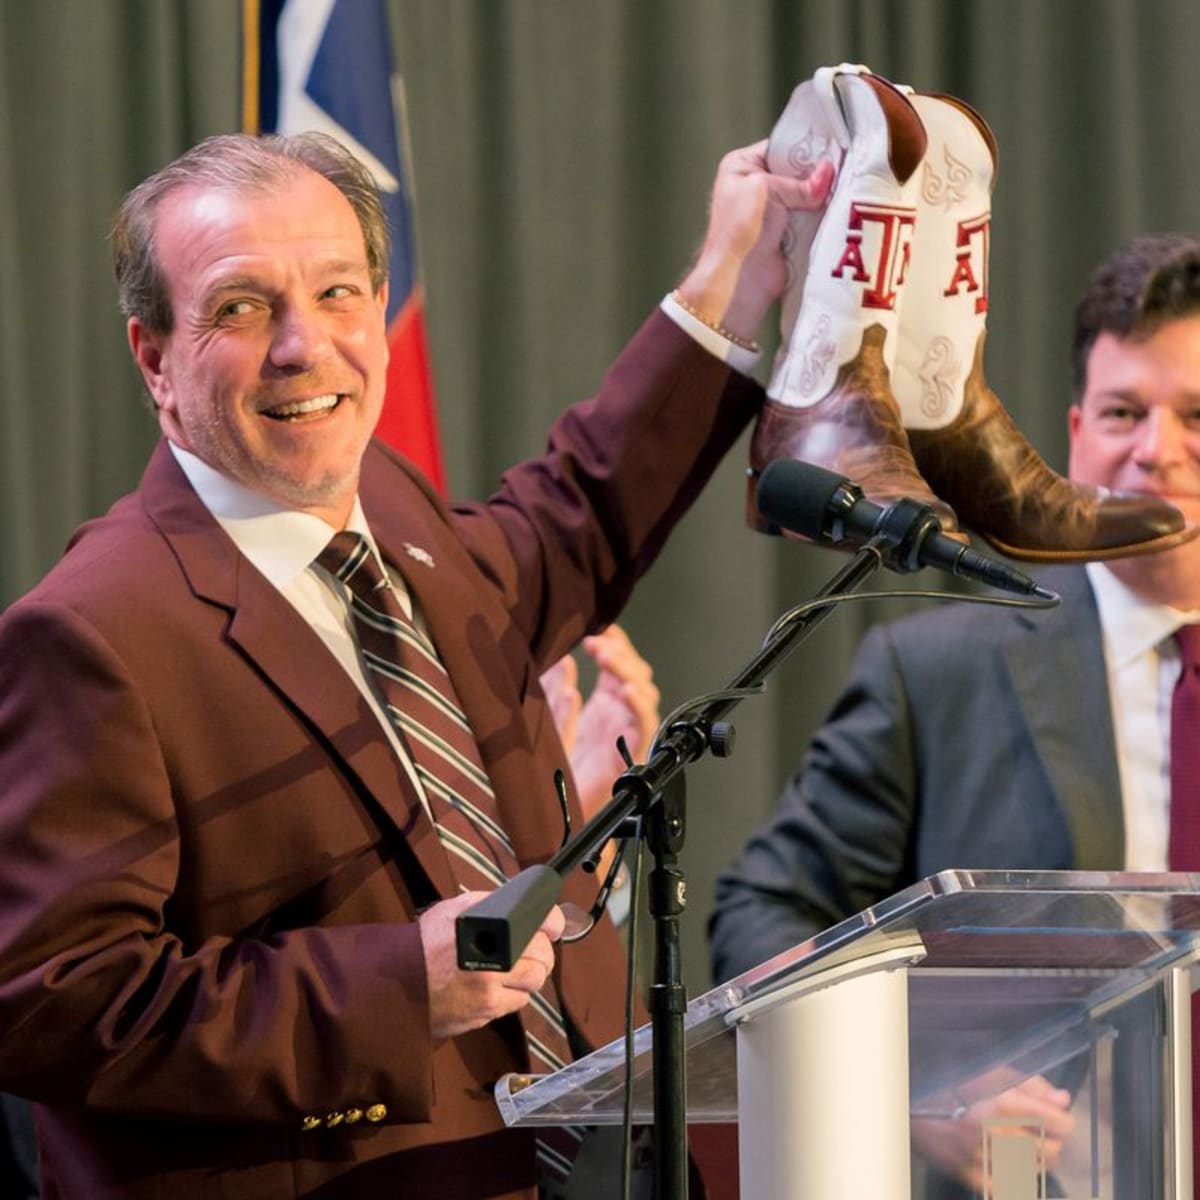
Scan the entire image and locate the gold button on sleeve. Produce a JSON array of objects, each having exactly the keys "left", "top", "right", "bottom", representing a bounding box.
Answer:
[
  {"left": 324, "top": 1111, "right": 345, "bottom": 1128},
  {"left": 344, "top": 1107, "right": 363, "bottom": 1125},
  {"left": 364, "top": 1103, "right": 388, "bottom": 1123},
  {"left": 300, "top": 1115, "right": 321, "bottom": 1132}
]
